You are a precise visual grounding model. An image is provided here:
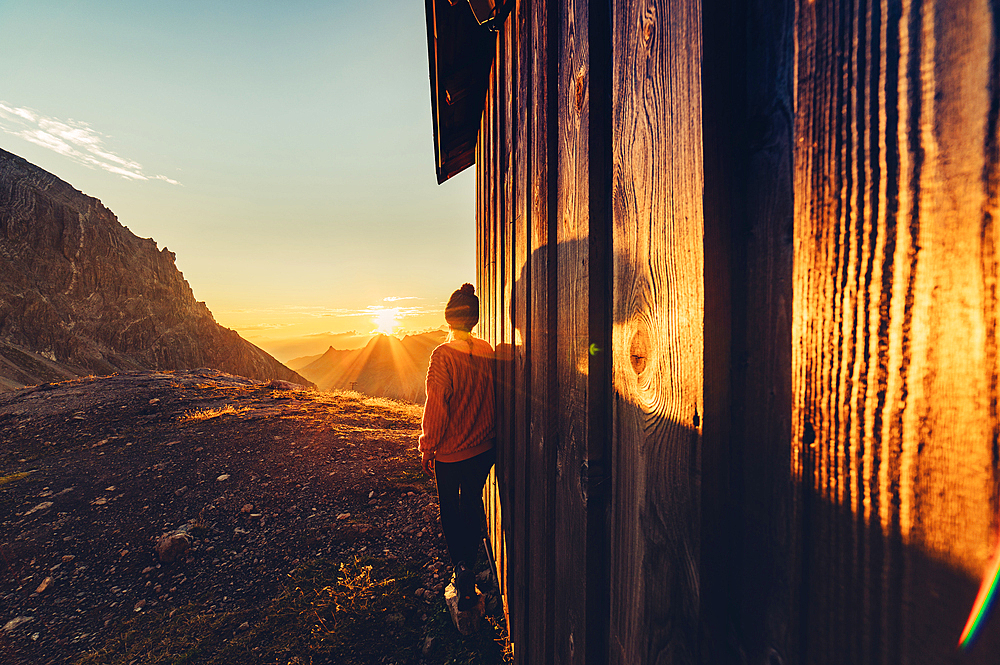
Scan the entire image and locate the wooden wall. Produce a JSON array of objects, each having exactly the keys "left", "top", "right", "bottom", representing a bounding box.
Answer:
[
  {"left": 610, "top": 0, "right": 704, "bottom": 662},
  {"left": 472, "top": 0, "right": 1000, "bottom": 662},
  {"left": 477, "top": 0, "right": 611, "bottom": 662},
  {"left": 792, "top": 0, "right": 1000, "bottom": 661}
]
